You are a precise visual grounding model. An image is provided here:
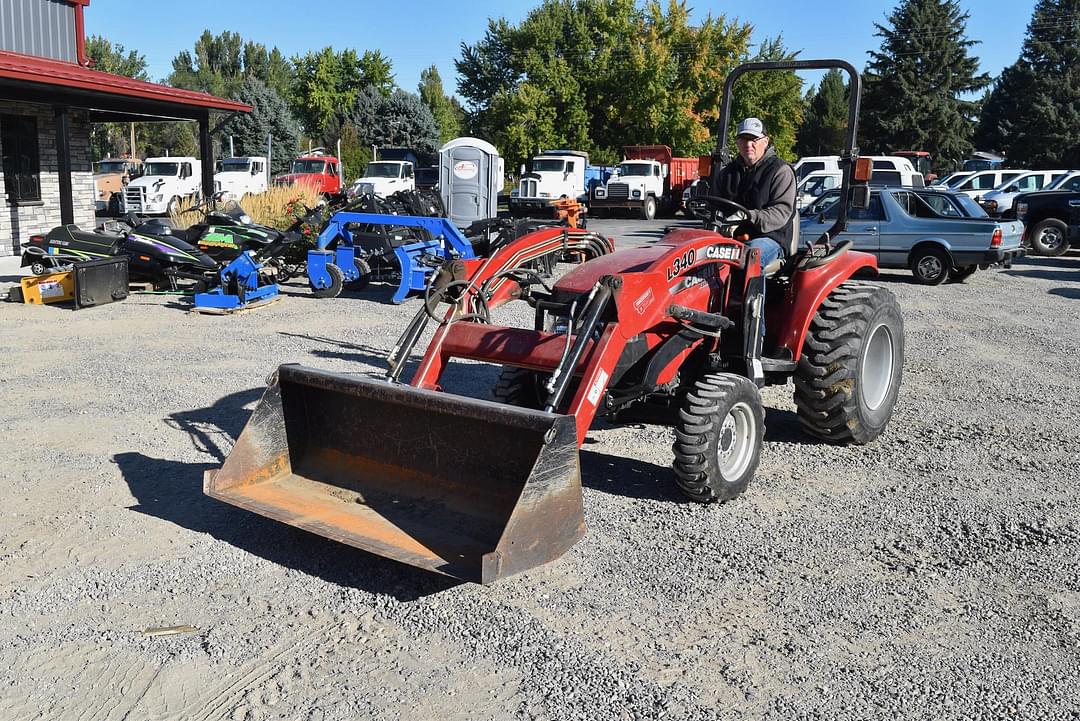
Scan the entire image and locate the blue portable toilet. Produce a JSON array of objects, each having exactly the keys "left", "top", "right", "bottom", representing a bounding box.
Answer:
[{"left": 439, "top": 137, "right": 504, "bottom": 228}]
